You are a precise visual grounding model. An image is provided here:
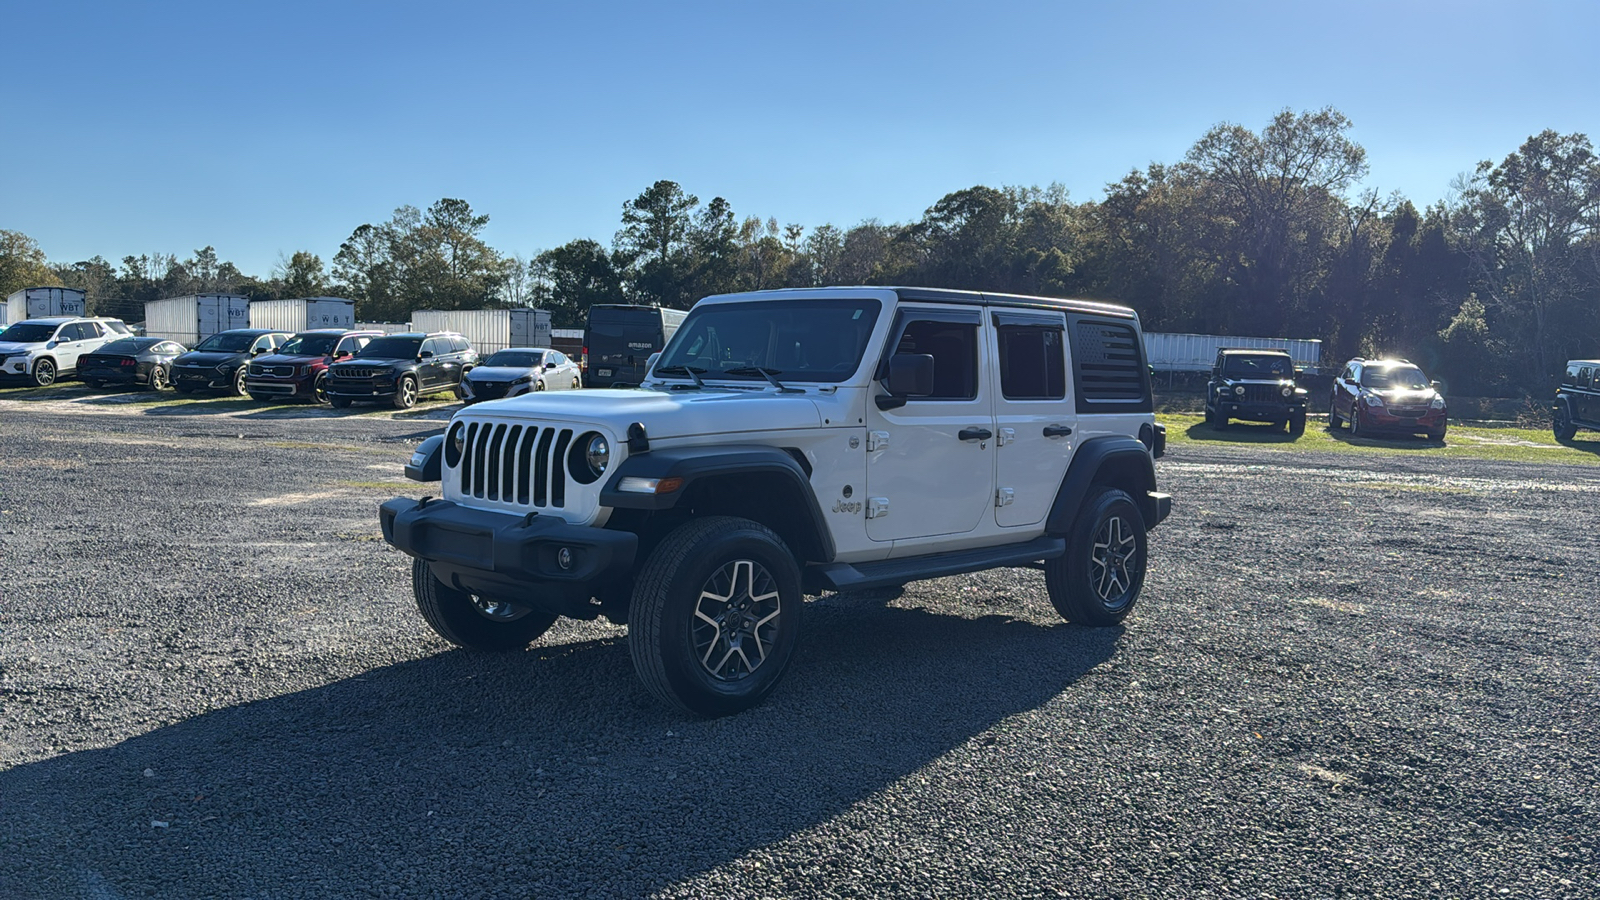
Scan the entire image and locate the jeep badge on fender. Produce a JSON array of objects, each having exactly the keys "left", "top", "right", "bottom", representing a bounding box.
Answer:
[{"left": 380, "top": 287, "right": 1172, "bottom": 717}]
